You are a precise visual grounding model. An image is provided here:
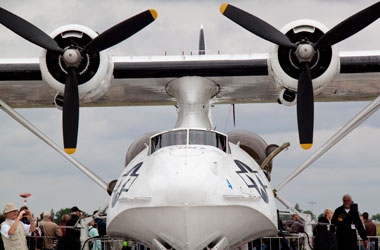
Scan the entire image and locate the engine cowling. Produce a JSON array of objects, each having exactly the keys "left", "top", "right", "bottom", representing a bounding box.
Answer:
[
  {"left": 268, "top": 19, "right": 340, "bottom": 106},
  {"left": 125, "top": 132, "right": 158, "bottom": 167},
  {"left": 39, "top": 24, "right": 114, "bottom": 106},
  {"left": 228, "top": 130, "right": 278, "bottom": 180}
]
